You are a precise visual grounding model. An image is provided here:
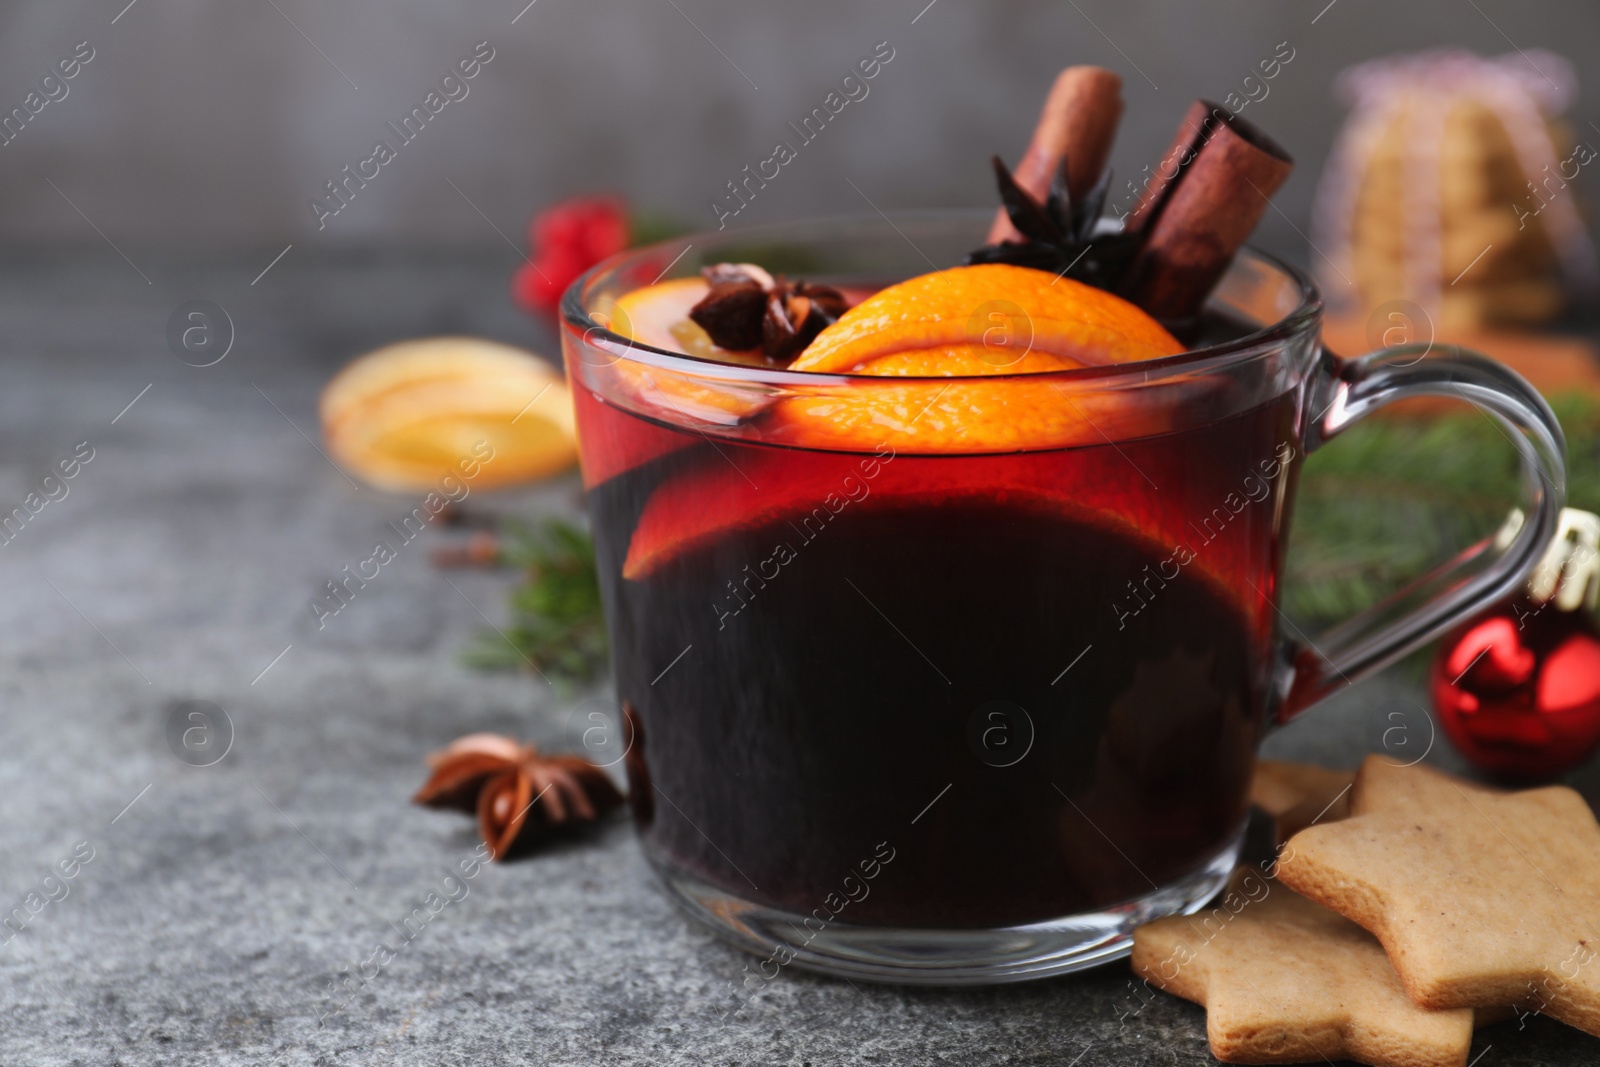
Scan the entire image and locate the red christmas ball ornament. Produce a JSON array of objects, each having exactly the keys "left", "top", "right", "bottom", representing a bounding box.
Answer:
[
  {"left": 512, "top": 196, "right": 630, "bottom": 318},
  {"left": 1431, "top": 509, "right": 1600, "bottom": 780}
]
